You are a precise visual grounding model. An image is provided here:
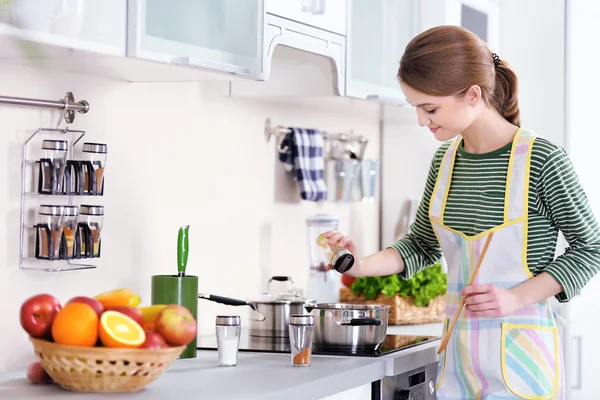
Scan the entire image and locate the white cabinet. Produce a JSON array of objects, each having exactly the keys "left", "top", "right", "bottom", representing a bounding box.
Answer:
[
  {"left": 345, "top": 0, "right": 418, "bottom": 104},
  {"left": 0, "top": 0, "right": 126, "bottom": 55},
  {"left": 265, "top": 0, "right": 347, "bottom": 35},
  {"left": 127, "top": 0, "right": 264, "bottom": 79}
]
